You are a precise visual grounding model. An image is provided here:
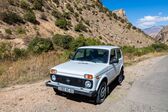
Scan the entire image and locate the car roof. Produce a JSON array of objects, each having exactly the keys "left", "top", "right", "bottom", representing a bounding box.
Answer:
[{"left": 78, "top": 45, "right": 120, "bottom": 50}]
